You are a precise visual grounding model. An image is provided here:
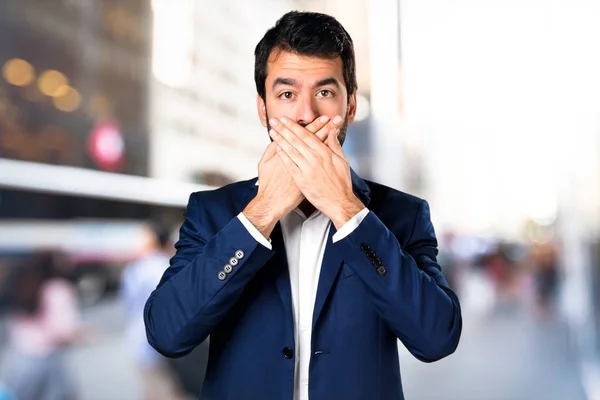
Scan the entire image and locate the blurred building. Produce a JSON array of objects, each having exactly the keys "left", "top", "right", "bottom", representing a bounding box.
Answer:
[
  {"left": 0, "top": 0, "right": 151, "bottom": 178},
  {"left": 0, "top": 0, "right": 203, "bottom": 306},
  {"left": 0, "top": 0, "right": 153, "bottom": 216}
]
